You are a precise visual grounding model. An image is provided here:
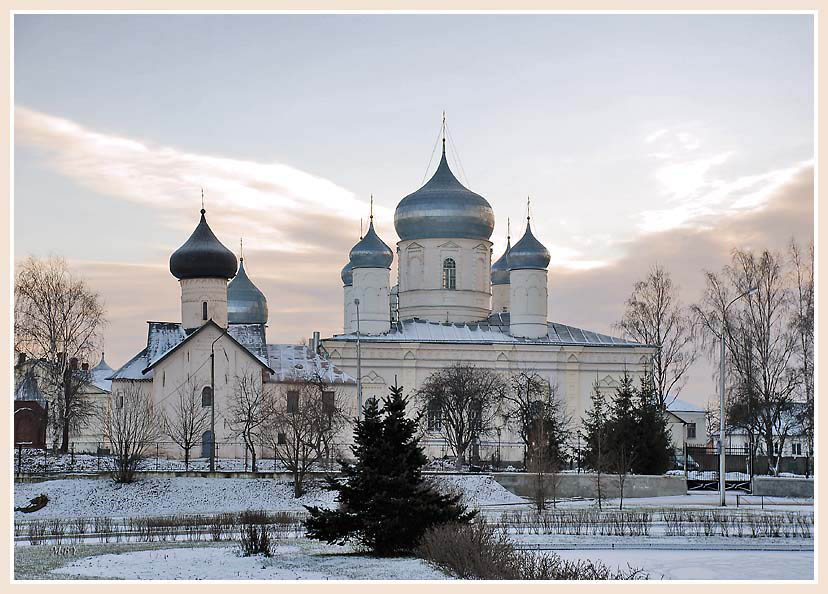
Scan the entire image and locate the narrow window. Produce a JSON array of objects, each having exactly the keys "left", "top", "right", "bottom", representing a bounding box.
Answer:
[
  {"left": 322, "top": 391, "right": 335, "bottom": 415},
  {"left": 116, "top": 395, "right": 124, "bottom": 409},
  {"left": 202, "top": 301, "right": 208, "bottom": 321},
  {"left": 287, "top": 391, "right": 299, "bottom": 414},
  {"left": 201, "top": 386, "right": 213, "bottom": 407},
  {"left": 442, "top": 258, "right": 456, "bottom": 290},
  {"left": 427, "top": 399, "right": 442, "bottom": 431},
  {"left": 687, "top": 423, "right": 696, "bottom": 440}
]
